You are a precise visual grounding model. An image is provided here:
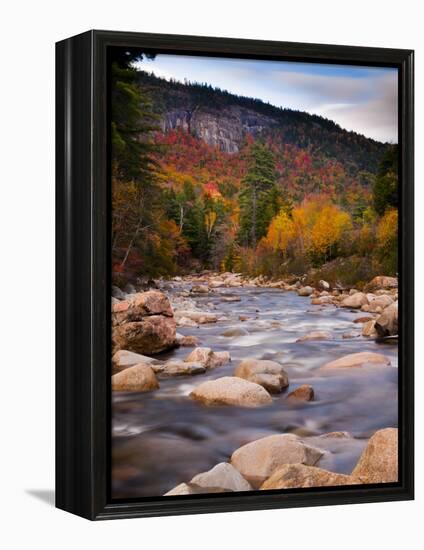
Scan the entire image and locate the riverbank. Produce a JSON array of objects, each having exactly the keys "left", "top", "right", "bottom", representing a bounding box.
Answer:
[{"left": 111, "top": 272, "right": 398, "bottom": 497}]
